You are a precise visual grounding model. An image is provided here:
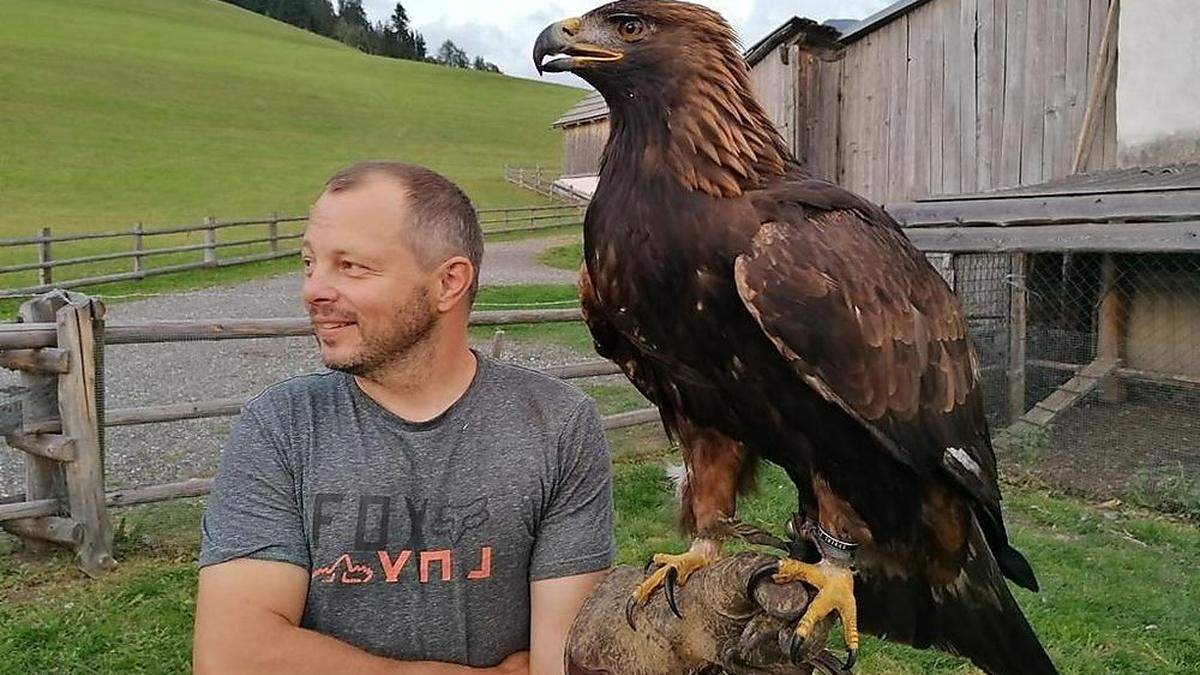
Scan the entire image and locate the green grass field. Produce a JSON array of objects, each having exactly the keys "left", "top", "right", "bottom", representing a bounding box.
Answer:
[
  {"left": 539, "top": 241, "right": 584, "bottom": 271},
  {"left": 0, "top": 0, "right": 582, "bottom": 291}
]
